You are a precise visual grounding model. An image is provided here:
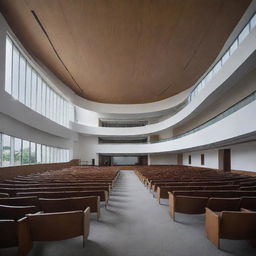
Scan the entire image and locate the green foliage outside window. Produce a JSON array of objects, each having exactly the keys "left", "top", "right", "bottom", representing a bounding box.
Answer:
[
  {"left": 3, "top": 146, "right": 11, "bottom": 162},
  {"left": 22, "top": 148, "right": 30, "bottom": 164}
]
